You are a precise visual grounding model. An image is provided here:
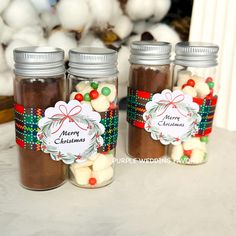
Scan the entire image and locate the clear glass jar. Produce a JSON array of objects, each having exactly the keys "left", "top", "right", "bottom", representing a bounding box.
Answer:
[
  {"left": 169, "top": 42, "right": 219, "bottom": 165},
  {"left": 127, "top": 41, "right": 172, "bottom": 159},
  {"left": 14, "top": 47, "right": 67, "bottom": 190},
  {"left": 67, "top": 47, "right": 118, "bottom": 188}
]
